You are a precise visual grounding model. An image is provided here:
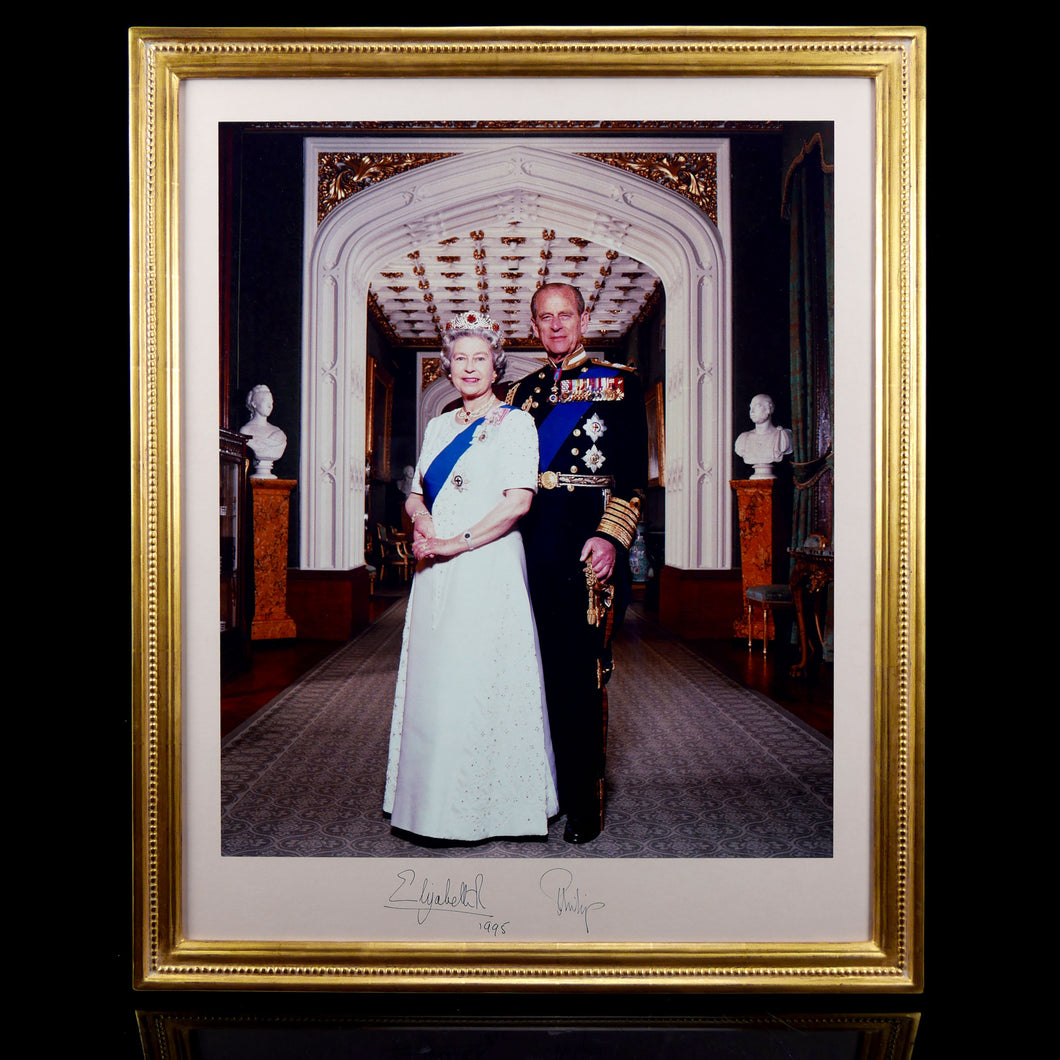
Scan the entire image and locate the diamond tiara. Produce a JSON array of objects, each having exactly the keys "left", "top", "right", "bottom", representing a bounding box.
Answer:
[{"left": 444, "top": 311, "right": 500, "bottom": 334}]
